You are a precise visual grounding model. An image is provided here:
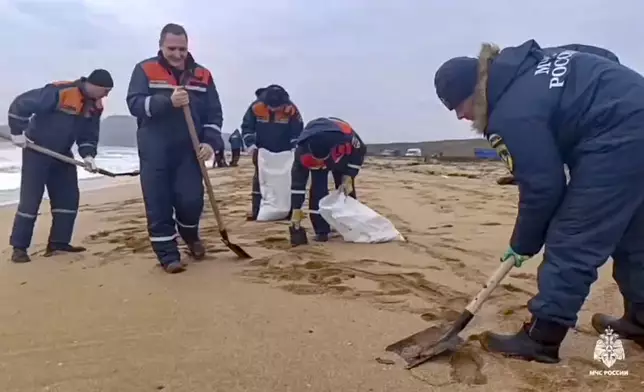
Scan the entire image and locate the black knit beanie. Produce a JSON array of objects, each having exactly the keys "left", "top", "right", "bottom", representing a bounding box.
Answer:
[{"left": 87, "top": 69, "right": 114, "bottom": 88}]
